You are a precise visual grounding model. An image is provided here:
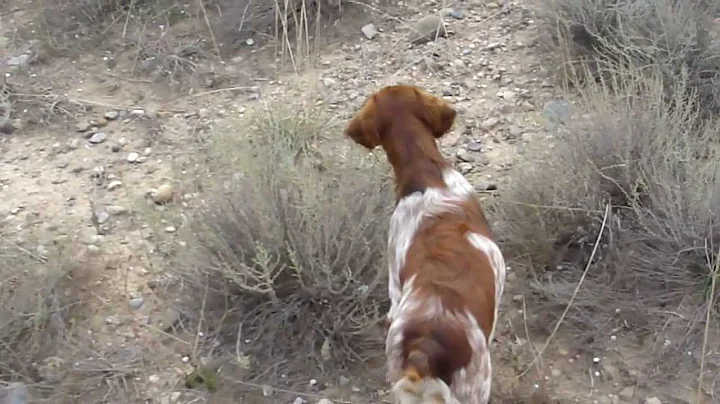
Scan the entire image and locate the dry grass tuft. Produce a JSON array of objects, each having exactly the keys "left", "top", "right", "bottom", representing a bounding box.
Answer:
[
  {"left": 0, "top": 238, "right": 142, "bottom": 402},
  {"left": 34, "top": 0, "right": 348, "bottom": 67},
  {"left": 209, "top": 0, "right": 344, "bottom": 55},
  {"left": 534, "top": 0, "right": 720, "bottom": 119},
  {"left": 168, "top": 104, "right": 392, "bottom": 383},
  {"left": 492, "top": 69, "right": 720, "bottom": 379}
]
